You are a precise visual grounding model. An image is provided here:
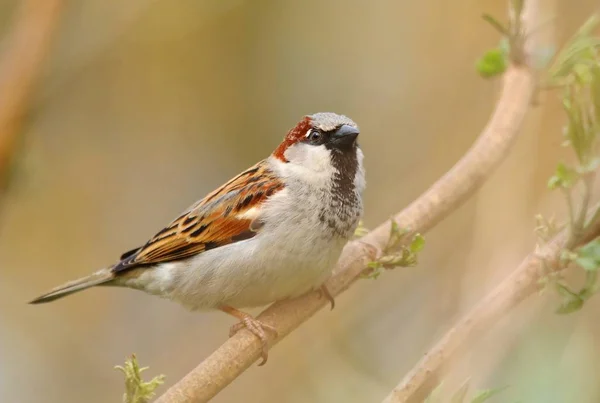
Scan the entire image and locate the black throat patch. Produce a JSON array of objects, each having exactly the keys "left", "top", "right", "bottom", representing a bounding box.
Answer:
[
  {"left": 319, "top": 145, "right": 361, "bottom": 237},
  {"left": 328, "top": 145, "right": 359, "bottom": 196}
]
